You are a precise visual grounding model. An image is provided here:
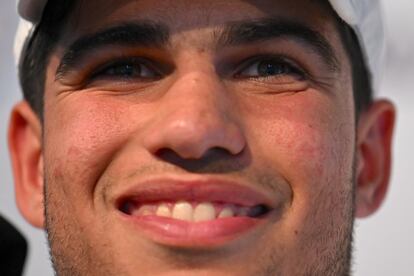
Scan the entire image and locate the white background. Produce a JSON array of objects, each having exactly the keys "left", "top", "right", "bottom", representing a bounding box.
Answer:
[{"left": 1, "top": 1, "right": 413, "bottom": 275}]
